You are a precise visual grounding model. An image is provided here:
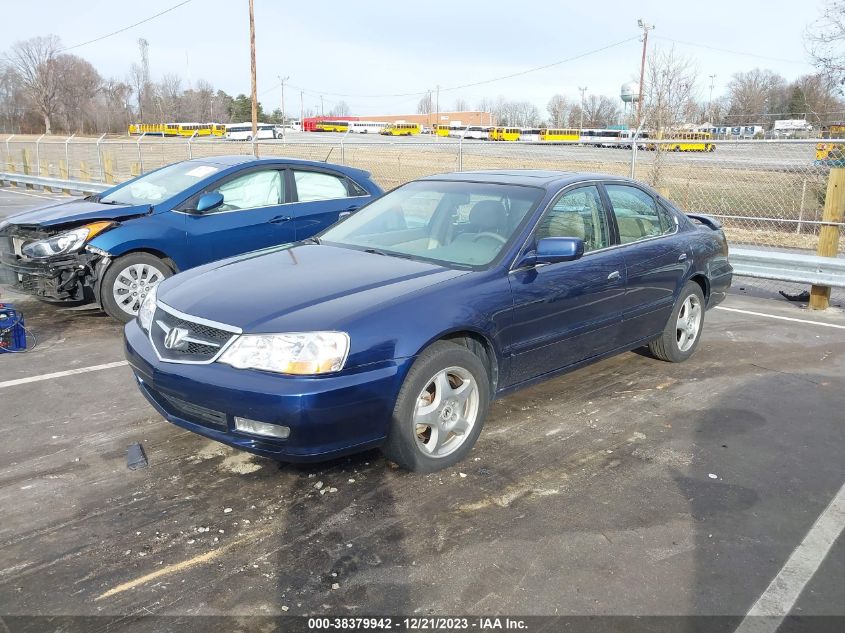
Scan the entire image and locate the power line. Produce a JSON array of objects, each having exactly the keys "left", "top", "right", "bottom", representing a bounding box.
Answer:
[
  {"left": 261, "top": 35, "right": 639, "bottom": 100},
  {"left": 59, "top": 0, "right": 194, "bottom": 52},
  {"left": 653, "top": 35, "right": 808, "bottom": 66}
]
